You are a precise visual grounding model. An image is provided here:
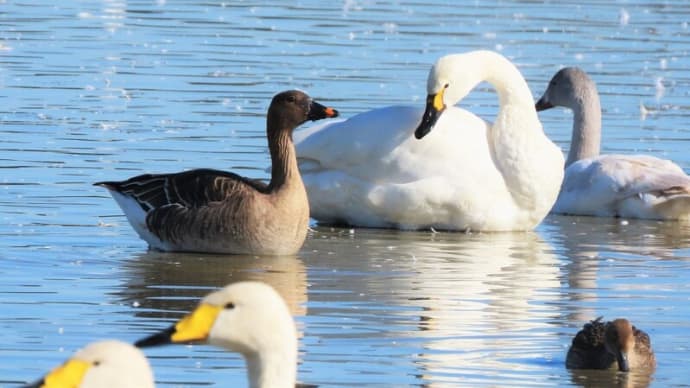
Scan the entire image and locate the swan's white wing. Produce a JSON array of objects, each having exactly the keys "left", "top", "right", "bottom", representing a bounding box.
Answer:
[
  {"left": 295, "top": 105, "right": 529, "bottom": 229},
  {"left": 554, "top": 154, "right": 690, "bottom": 219},
  {"left": 295, "top": 105, "right": 422, "bottom": 181}
]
